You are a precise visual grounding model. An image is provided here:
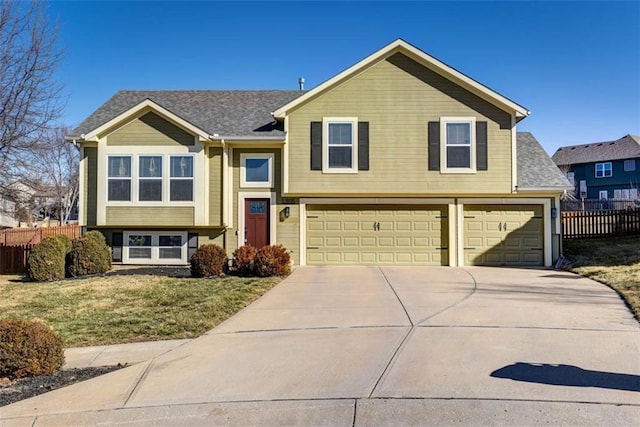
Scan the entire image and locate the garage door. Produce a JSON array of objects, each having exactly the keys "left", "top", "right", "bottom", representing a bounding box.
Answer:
[
  {"left": 306, "top": 205, "right": 448, "bottom": 265},
  {"left": 463, "top": 204, "right": 543, "bottom": 266}
]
